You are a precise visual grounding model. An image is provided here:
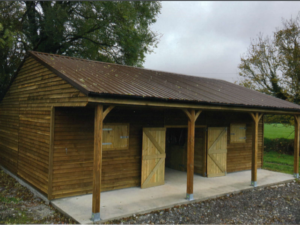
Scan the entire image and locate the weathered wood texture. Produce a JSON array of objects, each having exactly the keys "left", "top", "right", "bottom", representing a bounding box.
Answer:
[
  {"left": 52, "top": 108, "right": 264, "bottom": 199},
  {"left": 102, "top": 124, "right": 129, "bottom": 151},
  {"left": 186, "top": 109, "right": 195, "bottom": 195},
  {"left": 230, "top": 124, "right": 246, "bottom": 143},
  {"left": 48, "top": 107, "right": 55, "bottom": 200},
  {"left": 250, "top": 112, "right": 263, "bottom": 183},
  {"left": 103, "top": 107, "right": 165, "bottom": 191},
  {"left": 52, "top": 107, "right": 94, "bottom": 199},
  {"left": 207, "top": 127, "right": 227, "bottom": 177},
  {"left": 51, "top": 107, "right": 165, "bottom": 199},
  {"left": 141, "top": 128, "right": 166, "bottom": 189},
  {"left": 0, "top": 56, "right": 88, "bottom": 195},
  {"left": 92, "top": 105, "right": 103, "bottom": 214},
  {"left": 165, "top": 110, "right": 263, "bottom": 173}
]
